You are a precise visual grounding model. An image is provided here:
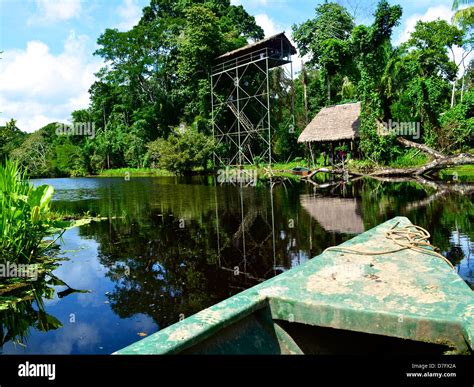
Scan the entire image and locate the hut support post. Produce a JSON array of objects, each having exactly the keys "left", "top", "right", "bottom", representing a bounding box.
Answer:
[
  {"left": 331, "top": 143, "right": 335, "bottom": 168},
  {"left": 308, "top": 143, "right": 316, "bottom": 168}
]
